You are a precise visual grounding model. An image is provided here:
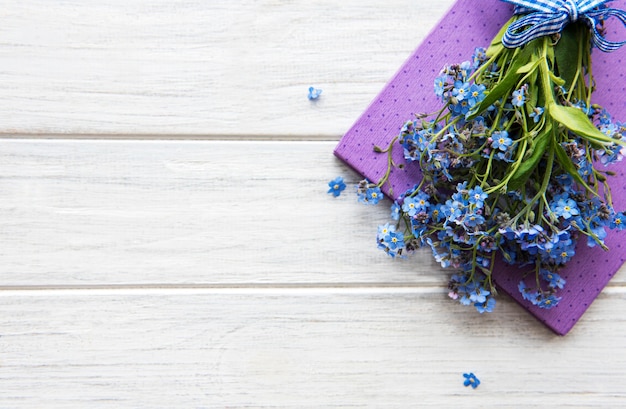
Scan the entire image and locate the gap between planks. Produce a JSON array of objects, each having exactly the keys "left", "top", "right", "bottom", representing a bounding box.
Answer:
[
  {"left": 0, "top": 133, "right": 341, "bottom": 141},
  {"left": 1, "top": 283, "right": 625, "bottom": 296},
  {"left": 0, "top": 283, "right": 442, "bottom": 297}
]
